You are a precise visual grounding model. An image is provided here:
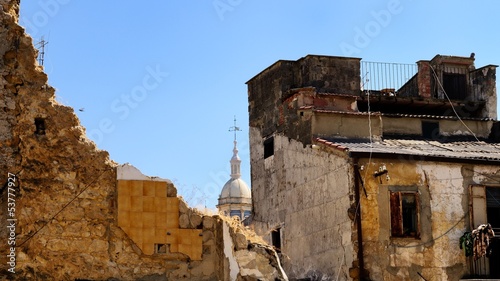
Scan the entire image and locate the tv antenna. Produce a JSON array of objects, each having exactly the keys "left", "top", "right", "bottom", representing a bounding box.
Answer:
[{"left": 35, "top": 36, "right": 49, "bottom": 66}]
